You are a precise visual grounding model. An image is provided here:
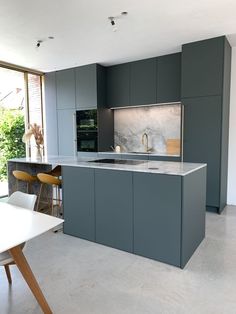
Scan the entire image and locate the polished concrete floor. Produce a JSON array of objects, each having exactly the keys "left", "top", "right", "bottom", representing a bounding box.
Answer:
[{"left": 1, "top": 206, "right": 236, "bottom": 314}]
